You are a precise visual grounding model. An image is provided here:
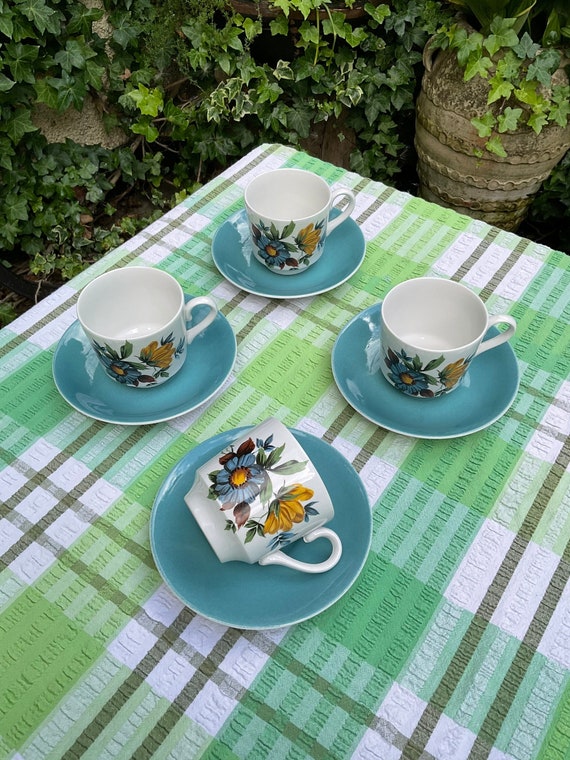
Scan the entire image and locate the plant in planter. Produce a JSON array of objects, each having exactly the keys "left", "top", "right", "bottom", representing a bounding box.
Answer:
[{"left": 414, "top": 0, "right": 570, "bottom": 231}]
